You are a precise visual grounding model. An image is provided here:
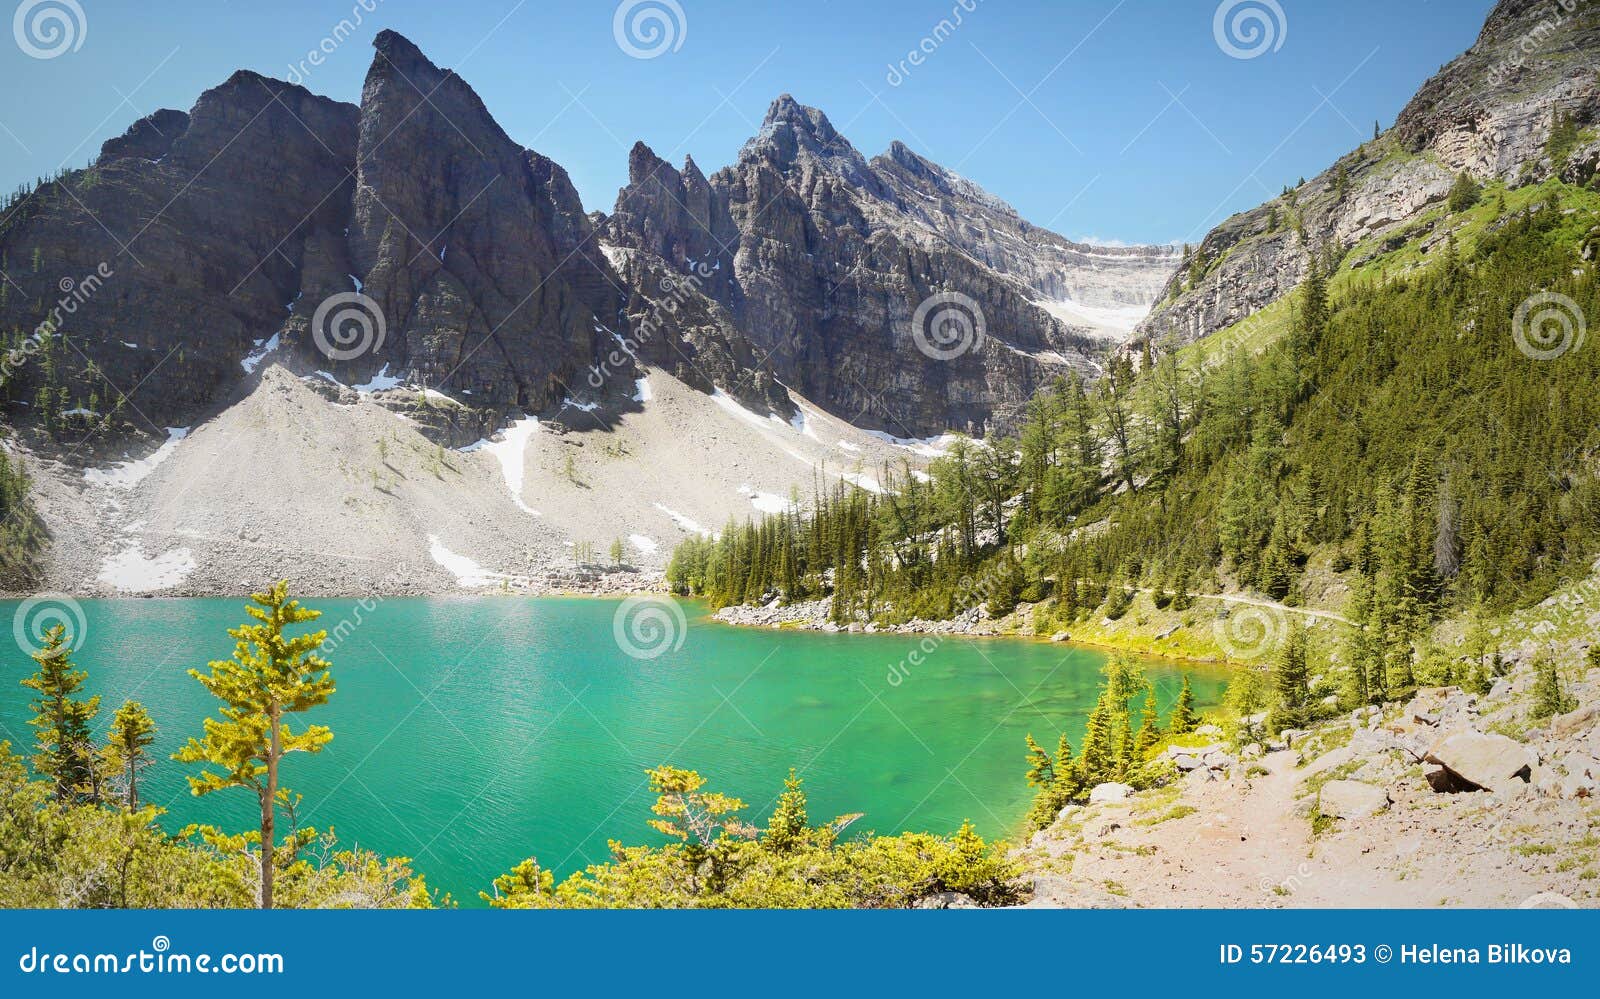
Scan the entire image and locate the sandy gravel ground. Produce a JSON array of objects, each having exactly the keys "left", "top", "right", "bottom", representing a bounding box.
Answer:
[{"left": 1021, "top": 659, "right": 1600, "bottom": 909}]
